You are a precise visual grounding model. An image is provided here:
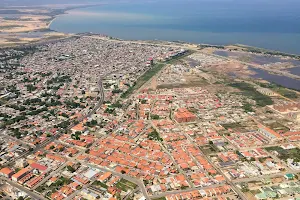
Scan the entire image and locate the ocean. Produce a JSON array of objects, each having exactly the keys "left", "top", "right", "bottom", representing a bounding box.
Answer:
[{"left": 50, "top": 0, "right": 300, "bottom": 54}]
